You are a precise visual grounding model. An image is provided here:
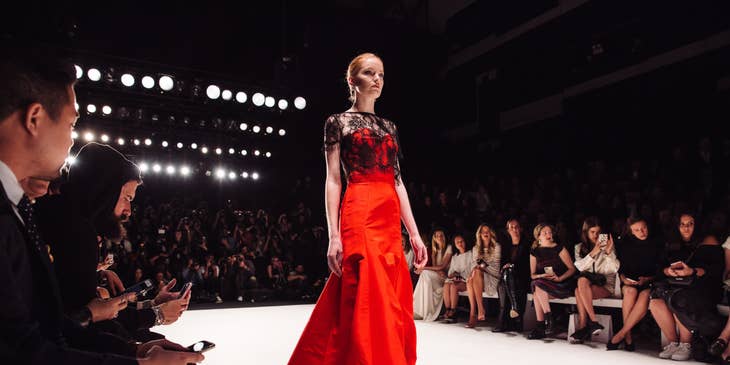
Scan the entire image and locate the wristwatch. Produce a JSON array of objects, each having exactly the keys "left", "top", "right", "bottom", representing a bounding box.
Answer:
[{"left": 151, "top": 305, "right": 165, "bottom": 326}]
